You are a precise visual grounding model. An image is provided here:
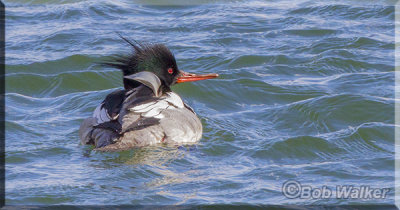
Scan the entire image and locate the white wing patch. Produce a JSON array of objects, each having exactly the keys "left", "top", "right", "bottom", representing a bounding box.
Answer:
[
  {"left": 128, "top": 92, "right": 184, "bottom": 119},
  {"left": 164, "top": 92, "right": 185, "bottom": 108}
]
